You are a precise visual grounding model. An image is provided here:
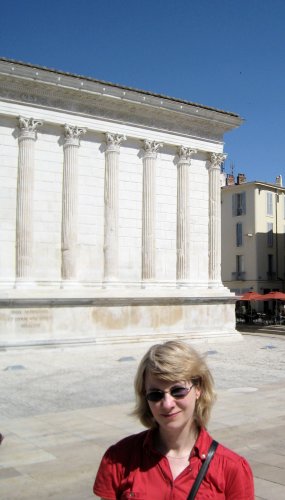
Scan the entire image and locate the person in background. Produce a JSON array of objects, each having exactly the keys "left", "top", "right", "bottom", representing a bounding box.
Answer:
[{"left": 94, "top": 340, "right": 254, "bottom": 499}]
